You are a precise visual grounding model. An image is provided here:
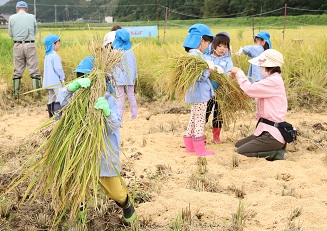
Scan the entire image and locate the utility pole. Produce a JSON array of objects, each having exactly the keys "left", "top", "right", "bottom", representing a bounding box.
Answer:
[
  {"left": 251, "top": 0, "right": 254, "bottom": 37},
  {"left": 55, "top": 5, "right": 57, "bottom": 24},
  {"left": 33, "top": 0, "right": 36, "bottom": 18},
  {"left": 163, "top": 6, "right": 168, "bottom": 43},
  {"left": 283, "top": 4, "right": 287, "bottom": 42}
]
